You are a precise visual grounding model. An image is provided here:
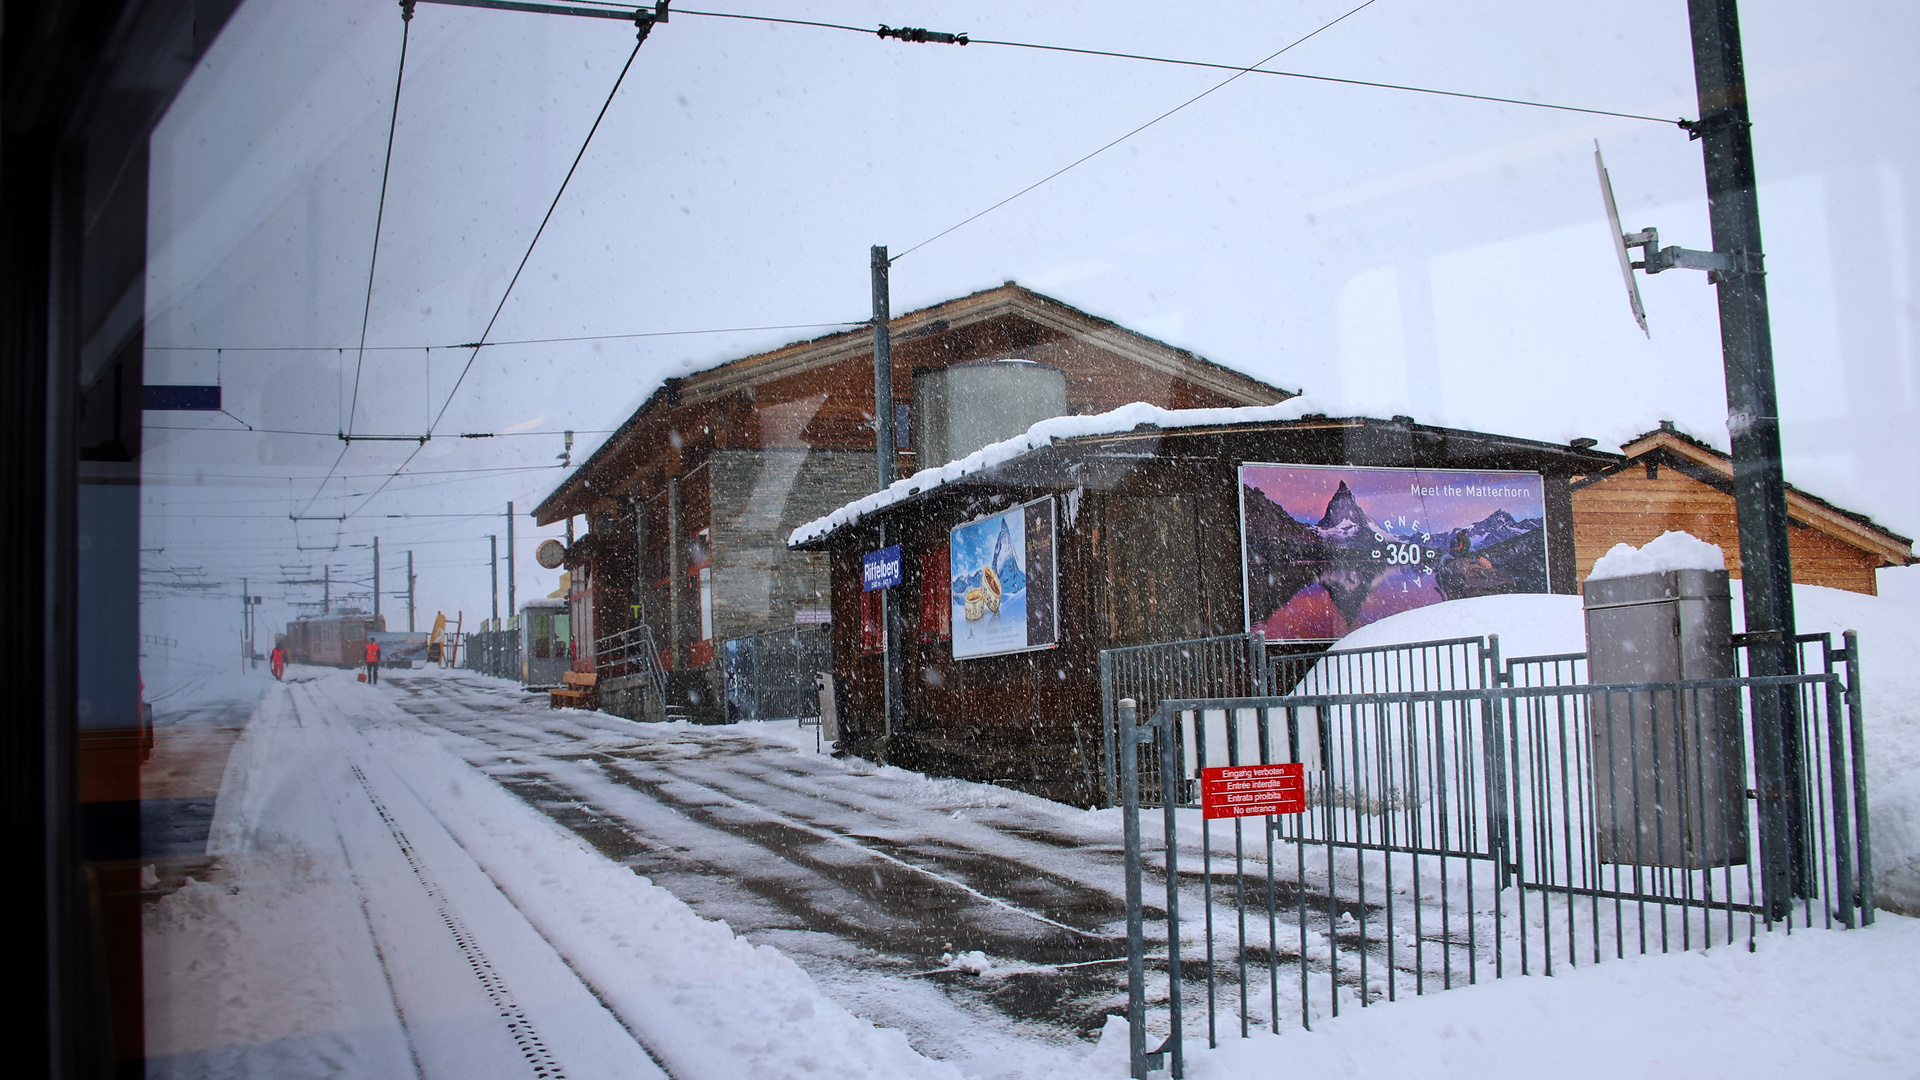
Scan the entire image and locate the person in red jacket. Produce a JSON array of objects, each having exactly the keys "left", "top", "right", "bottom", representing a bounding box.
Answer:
[
  {"left": 364, "top": 637, "right": 381, "bottom": 685},
  {"left": 270, "top": 645, "right": 286, "bottom": 681}
]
